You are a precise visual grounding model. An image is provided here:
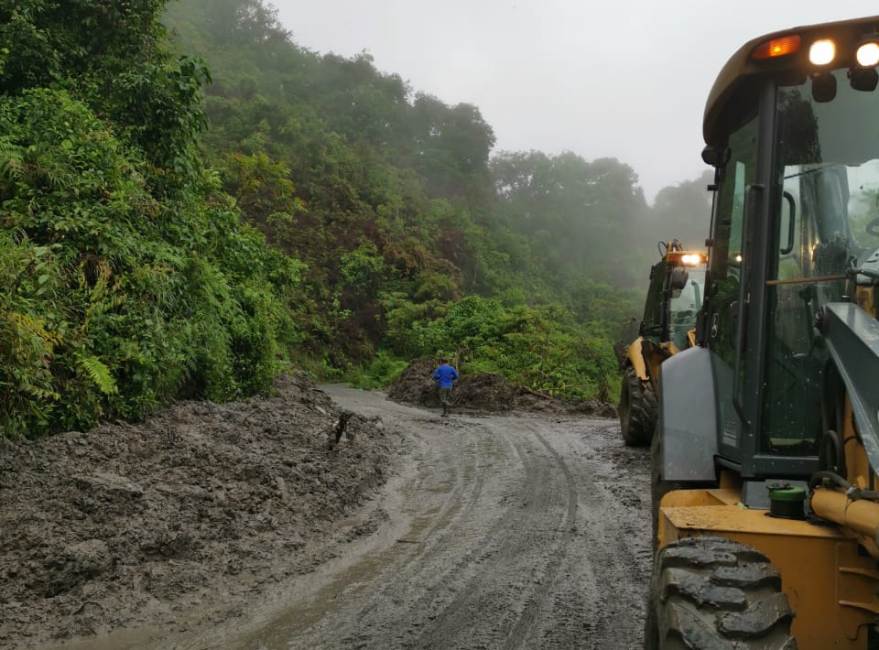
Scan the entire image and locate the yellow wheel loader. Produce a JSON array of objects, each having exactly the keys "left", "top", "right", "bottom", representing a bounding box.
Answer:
[
  {"left": 649, "top": 15, "right": 879, "bottom": 649},
  {"left": 618, "top": 241, "right": 706, "bottom": 446}
]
